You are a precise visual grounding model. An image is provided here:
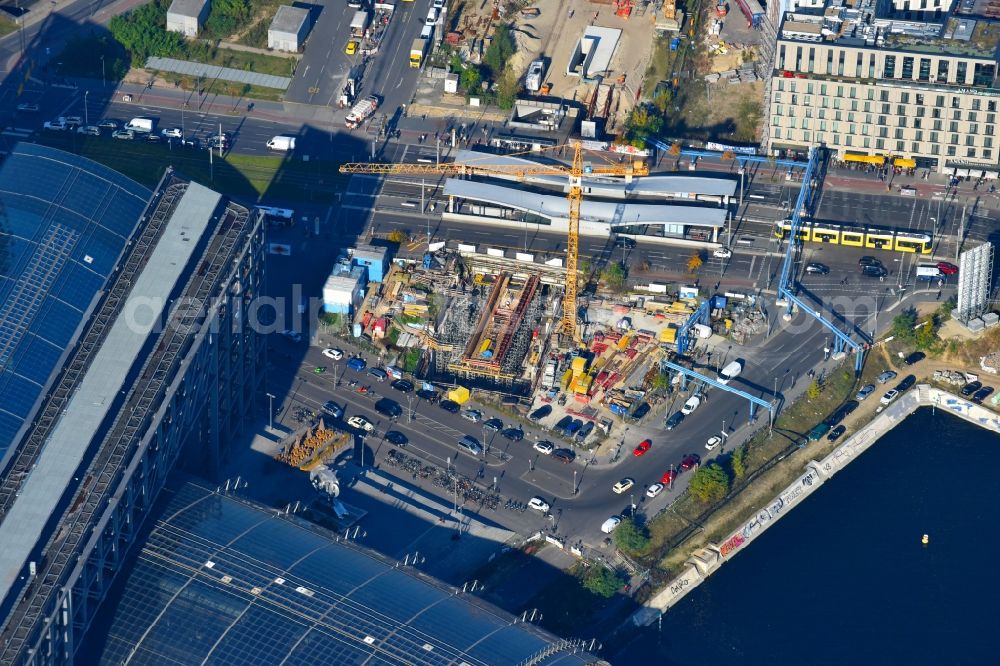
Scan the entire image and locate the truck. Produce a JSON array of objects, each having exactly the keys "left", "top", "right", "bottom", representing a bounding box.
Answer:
[
  {"left": 541, "top": 358, "right": 558, "bottom": 389},
  {"left": 266, "top": 135, "right": 296, "bottom": 152},
  {"left": 125, "top": 117, "right": 154, "bottom": 133},
  {"left": 345, "top": 95, "right": 379, "bottom": 128},
  {"left": 350, "top": 9, "right": 370, "bottom": 37},
  {"left": 524, "top": 59, "right": 545, "bottom": 92},
  {"left": 409, "top": 37, "right": 428, "bottom": 68}
]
